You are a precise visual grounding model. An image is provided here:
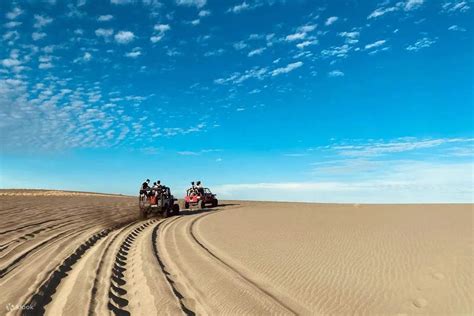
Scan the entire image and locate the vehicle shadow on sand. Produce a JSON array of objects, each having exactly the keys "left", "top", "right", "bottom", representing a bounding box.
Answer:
[{"left": 178, "top": 203, "right": 239, "bottom": 216}]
